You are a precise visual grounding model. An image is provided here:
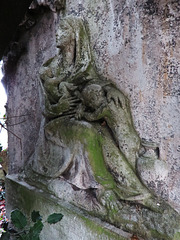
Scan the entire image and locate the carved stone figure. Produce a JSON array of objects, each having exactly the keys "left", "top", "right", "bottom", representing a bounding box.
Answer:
[
  {"left": 77, "top": 83, "right": 141, "bottom": 171},
  {"left": 25, "top": 16, "right": 180, "bottom": 239}
]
